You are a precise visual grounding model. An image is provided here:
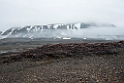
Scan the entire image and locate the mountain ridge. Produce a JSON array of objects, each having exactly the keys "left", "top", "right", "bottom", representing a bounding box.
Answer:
[{"left": 0, "top": 22, "right": 116, "bottom": 39}]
